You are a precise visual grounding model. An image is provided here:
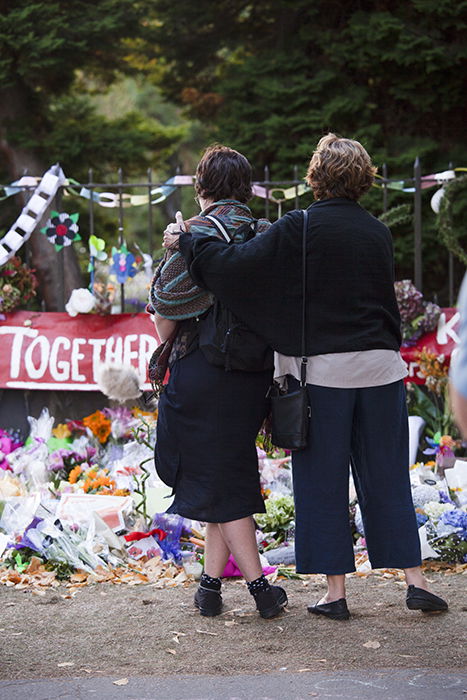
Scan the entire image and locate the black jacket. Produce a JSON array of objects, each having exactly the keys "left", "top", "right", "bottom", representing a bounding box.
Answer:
[{"left": 179, "top": 197, "right": 401, "bottom": 357}]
